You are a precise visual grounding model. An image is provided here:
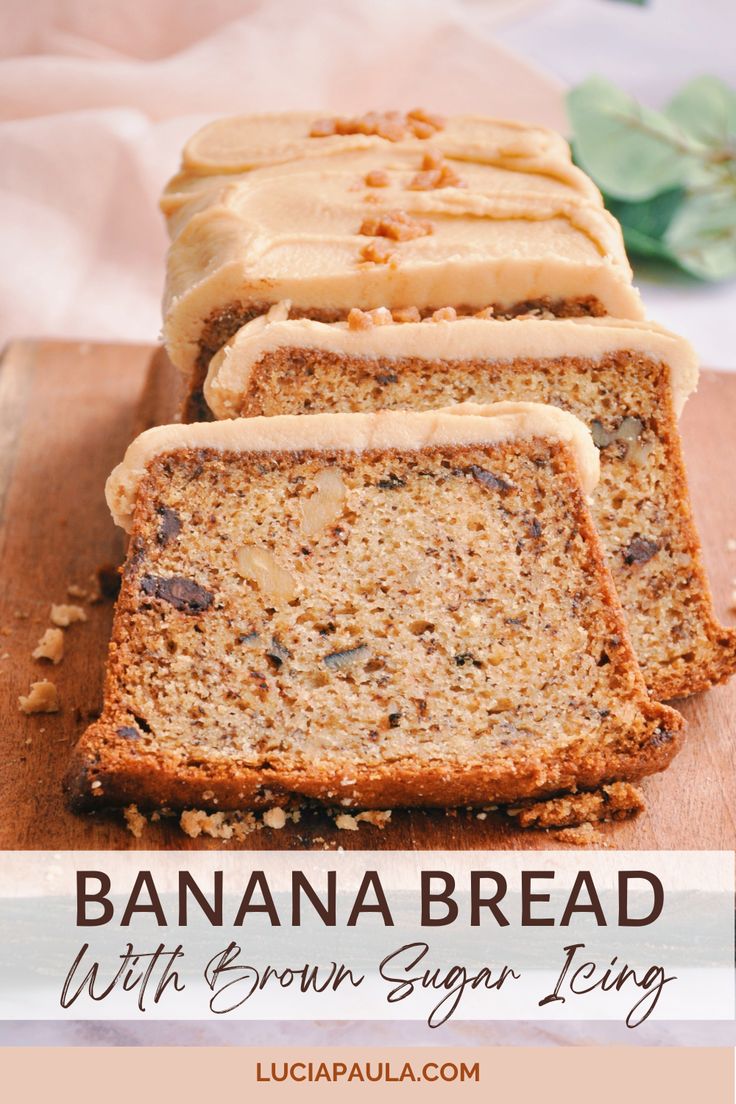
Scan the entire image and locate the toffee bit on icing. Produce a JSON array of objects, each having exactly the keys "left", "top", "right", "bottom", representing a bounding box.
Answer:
[
  {"left": 364, "top": 169, "right": 390, "bottom": 188},
  {"left": 309, "top": 117, "right": 337, "bottom": 137},
  {"left": 347, "top": 307, "right": 393, "bottom": 331},
  {"left": 309, "top": 109, "right": 444, "bottom": 142},
  {"left": 431, "top": 307, "right": 457, "bottom": 322},
  {"left": 359, "top": 240, "right": 398, "bottom": 265},
  {"left": 348, "top": 307, "right": 374, "bottom": 331},
  {"left": 407, "top": 107, "right": 446, "bottom": 132},
  {"left": 392, "top": 306, "right": 422, "bottom": 323},
  {"left": 408, "top": 157, "right": 466, "bottom": 191},
  {"left": 359, "top": 210, "right": 434, "bottom": 242},
  {"left": 421, "top": 148, "right": 443, "bottom": 170}
]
